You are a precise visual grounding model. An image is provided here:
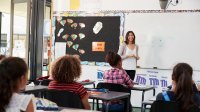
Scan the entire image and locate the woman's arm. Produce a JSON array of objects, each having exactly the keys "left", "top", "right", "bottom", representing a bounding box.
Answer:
[
  {"left": 117, "top": 43, "right": 128, "bottom": 59},
  {"left": 81, "top": 94, "right": 91, "bottom": 110},
  {"left": 135, "top": 44, "right": 140, "bottom": 60}
]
